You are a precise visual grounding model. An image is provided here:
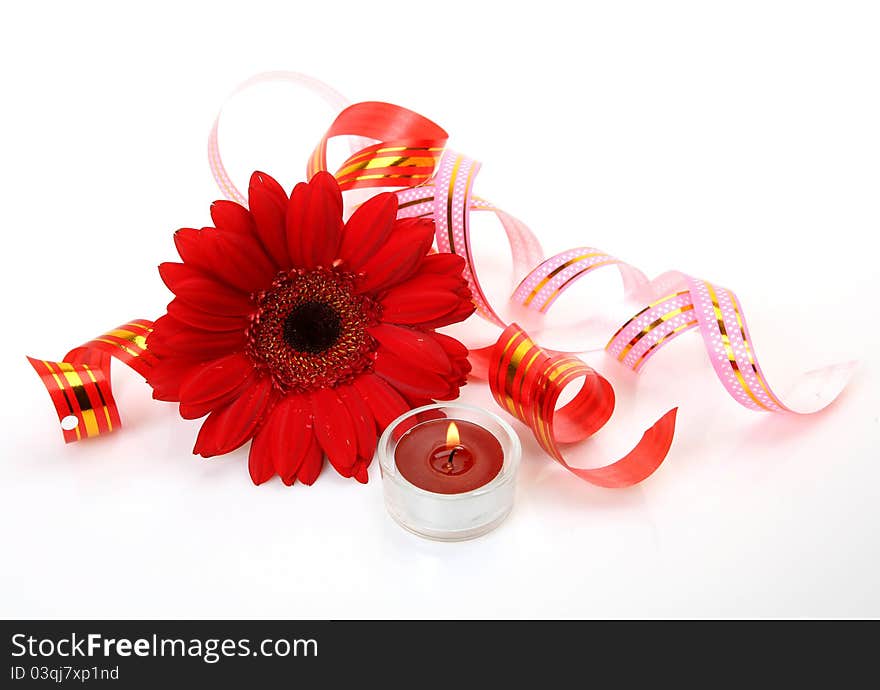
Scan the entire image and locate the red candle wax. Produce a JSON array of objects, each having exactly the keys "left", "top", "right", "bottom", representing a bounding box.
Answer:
[{"left": 394, "top": 419, "right": 504, "bottom": 494}]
